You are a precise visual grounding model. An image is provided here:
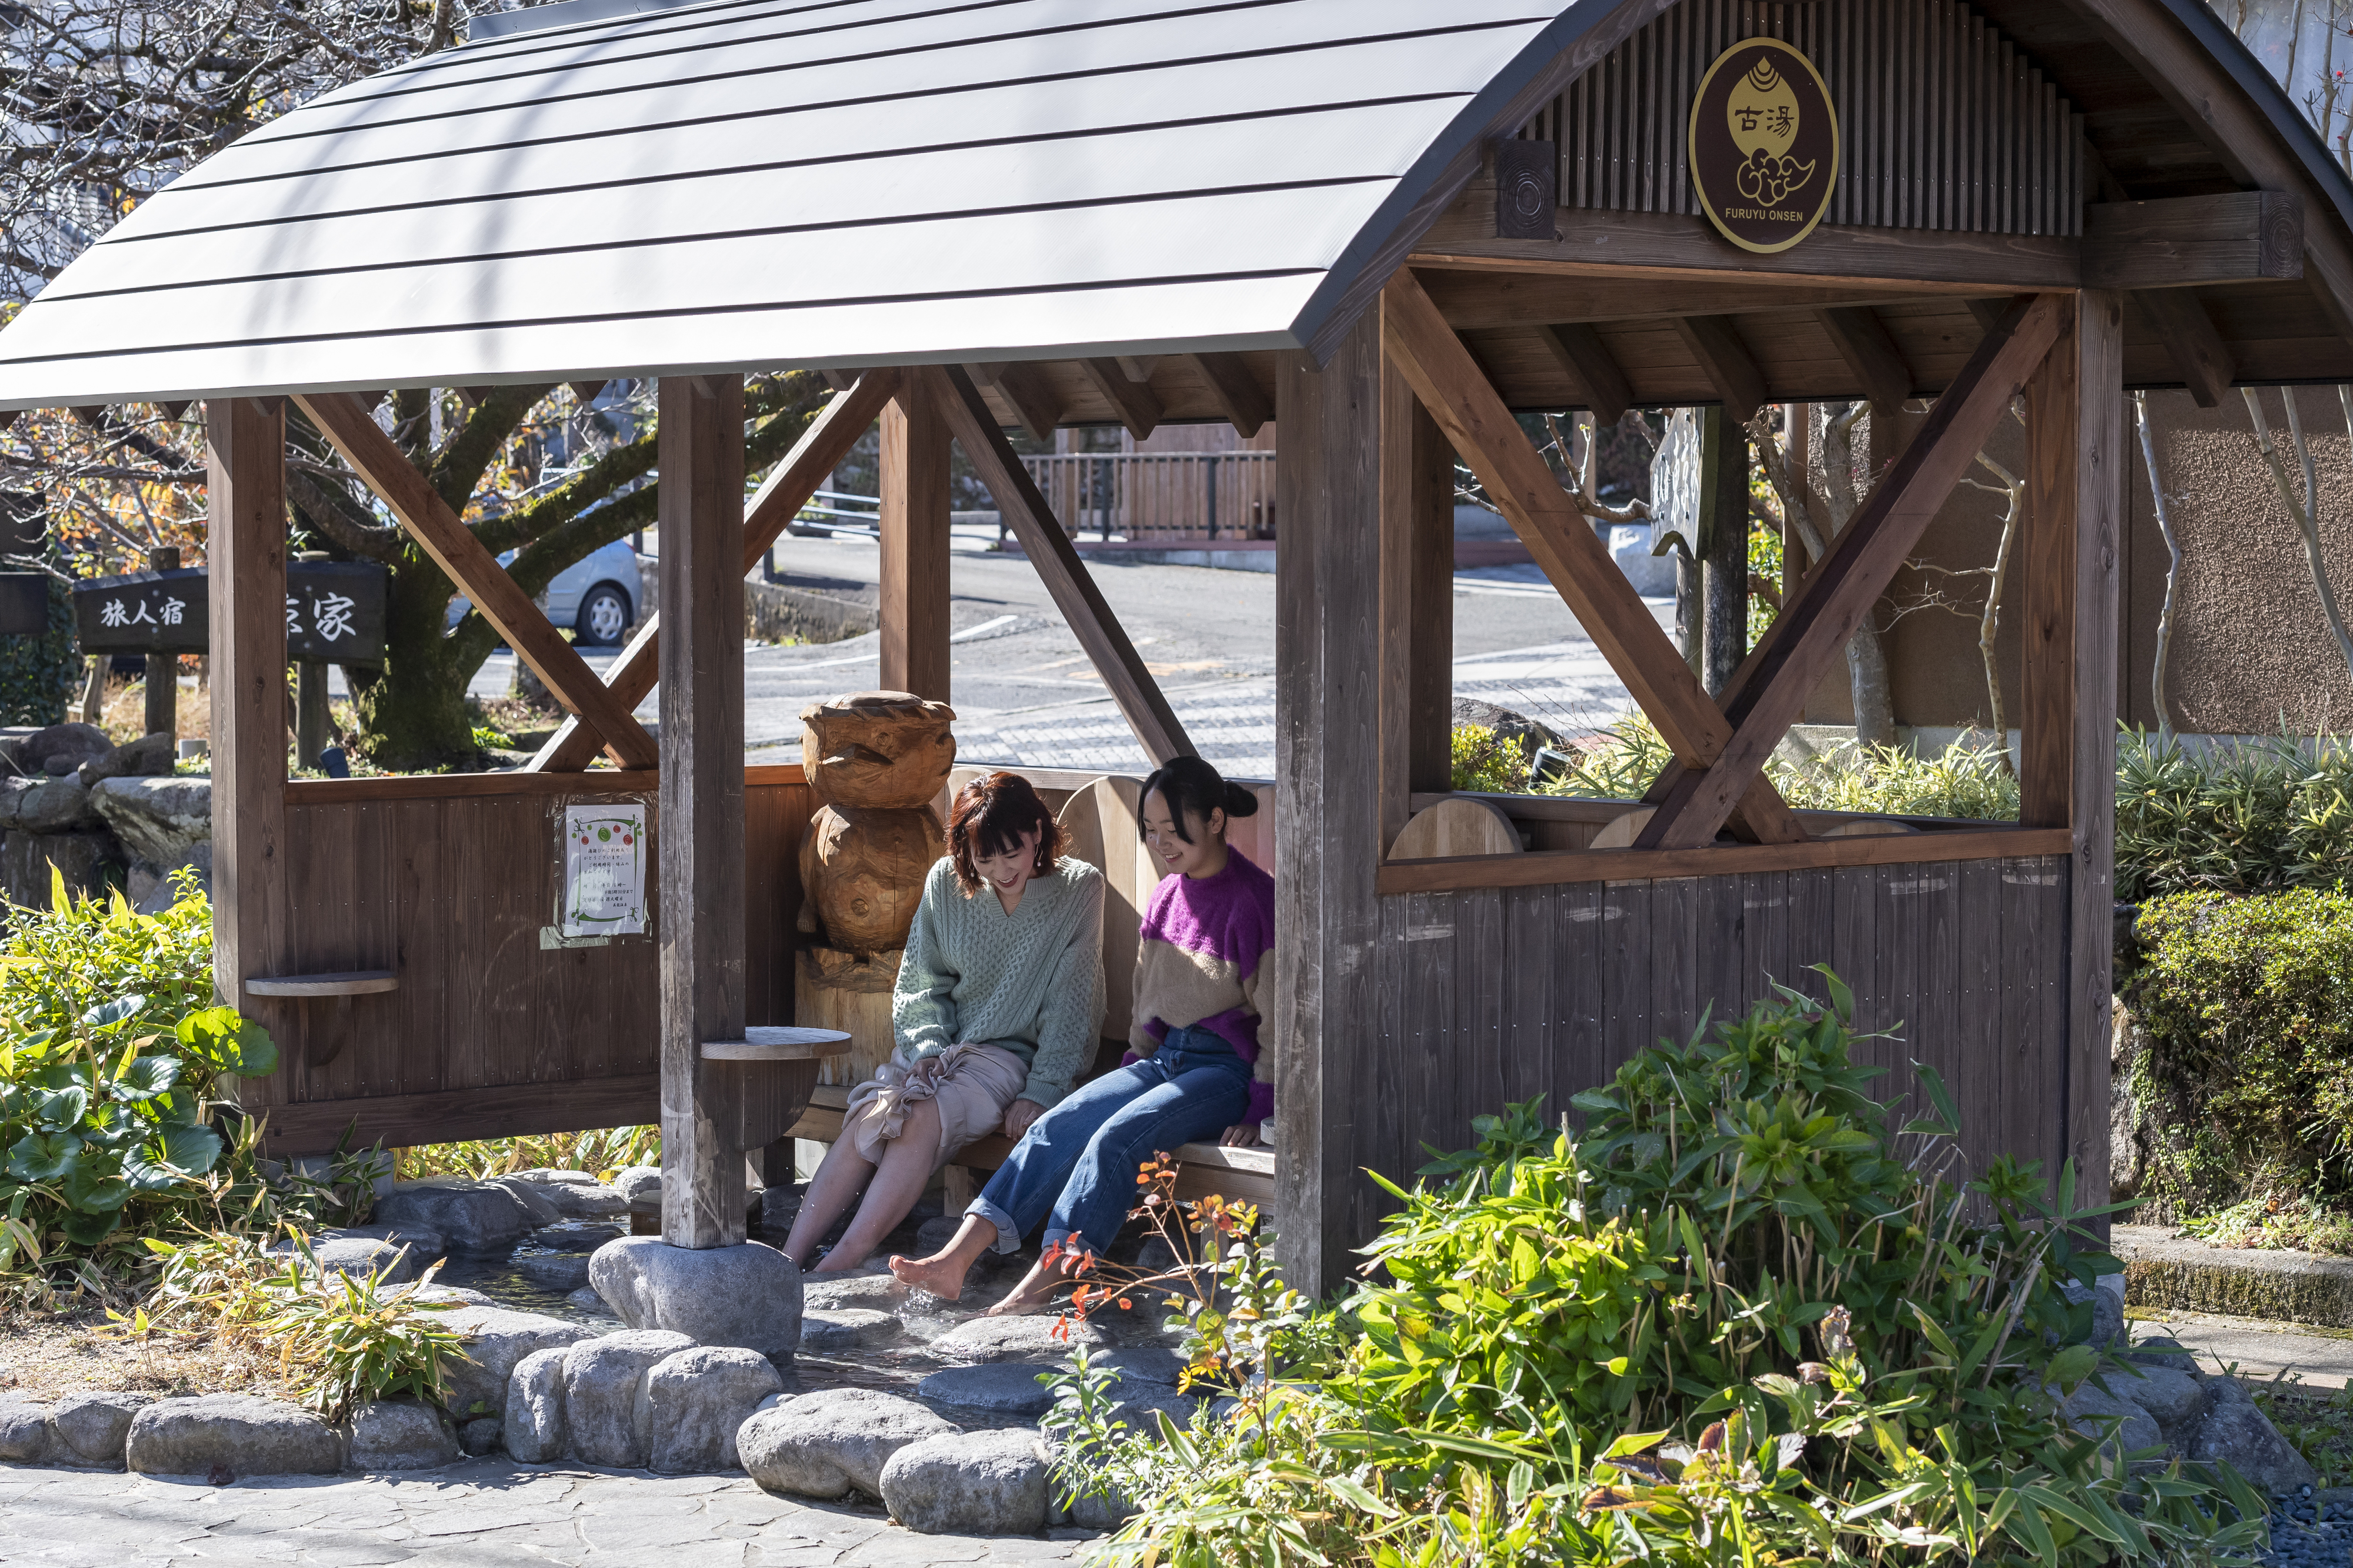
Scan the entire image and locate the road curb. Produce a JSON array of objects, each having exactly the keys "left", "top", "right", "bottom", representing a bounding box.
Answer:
[{"left": 2117, "top": 1223, "right": 2353, "bottom": 1327}]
